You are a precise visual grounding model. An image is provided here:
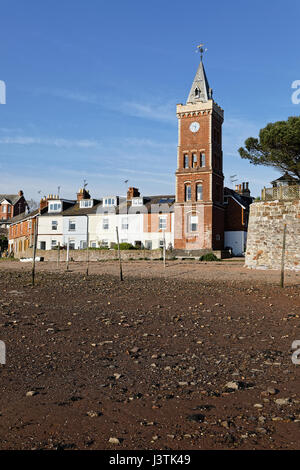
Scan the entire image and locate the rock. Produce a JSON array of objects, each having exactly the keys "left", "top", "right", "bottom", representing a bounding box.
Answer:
[
  {"left": 275, "top": 398, "right": 290, "bottom": 406},
  {"left": 225, "top": 381, "right": 239, "bottom": 390},
  {"left": 26, "top": 390, "right": 38, "bottom": 397},
  {"left": 109, "top": 437, "right": 120, "bottom": 445},
  {"left": 253, "top": 403, "right": 263, "bottom": 408},
  {"left": 187, "top": 414, "right": 205, "bottom": 423},
  {"left": 86, "top": 411, "right": 102, "bottom": 417}
]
